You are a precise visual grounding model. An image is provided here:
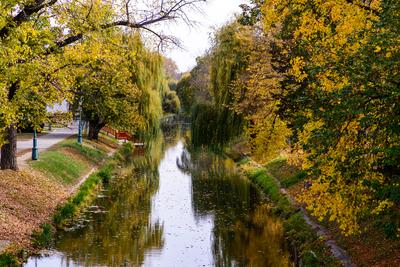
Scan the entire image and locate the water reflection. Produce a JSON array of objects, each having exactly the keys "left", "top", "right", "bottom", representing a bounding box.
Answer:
[
  {"left": 187, "top": 150, "right": 292, "bottom": 267},
  {"left": 25, "top": 127, "right": 292, "bottom": 267}
]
